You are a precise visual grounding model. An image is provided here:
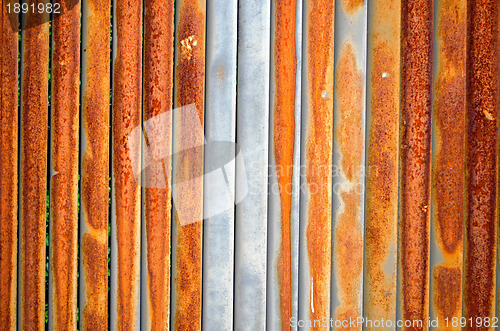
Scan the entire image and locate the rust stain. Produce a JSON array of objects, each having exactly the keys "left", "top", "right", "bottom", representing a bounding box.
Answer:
[
  {"left": 431, "top": 0, "right": 466, "bottom": 326},
  {"left": 463, "top": 0, "right": 499, "bottom": 326},
  {"left": 50, "top": 0, "right": 81, "bottom": 329},
  {"left": 0, "top": 1, "right": 18, "bottom": 329},
  {"left": 364, "top": 0, "right": 400, "bottom": 324},
  {"left": 80, "top": 0, "right": 110, "bottom": 329},
  {"left": 143, "top": 0, "right": 174, "bottom": 329},
  {"left": 400, "top": 0, "right": 433, "bottom": 329},
  {"left": 113, "top": 0, "right": 143, "bottom": 329},
  {"left": 433, "top": 267, "right": 461, "bottom": 321},
  {"left": 273, "top": 0, "right": 296, "bottom": 329},
  {"left": 305, "top": 0, "right": 334, "bottom": 327},
  {"left": 173, "top": 1, "right": 206, "bottom": 330},
  {"left": 333, "top": 42, "right": 364, "bottom": 330},
  {"left": 342, "top": 0, "right": 364, "bottom": 15},
  {"left": 19, "top": 3, "right": 50, "bottom": 329}
]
